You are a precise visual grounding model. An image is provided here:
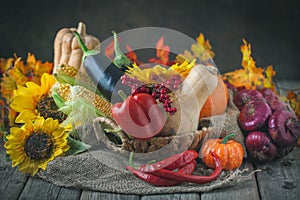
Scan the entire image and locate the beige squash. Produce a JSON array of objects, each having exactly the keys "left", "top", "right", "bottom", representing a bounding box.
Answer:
[{"left": 53, "top": 22, "right": 100, "bottom": 73}]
